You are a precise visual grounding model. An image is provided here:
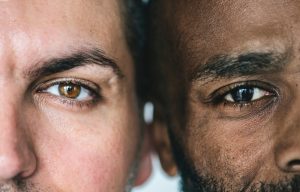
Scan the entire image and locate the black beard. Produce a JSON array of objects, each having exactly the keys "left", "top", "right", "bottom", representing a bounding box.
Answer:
[
  {"left": 169, "top": 131, "right": 300, "bottom": 192},
  {"left": 180, "top": 171, "right": 300, "bottom": 192}
]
